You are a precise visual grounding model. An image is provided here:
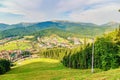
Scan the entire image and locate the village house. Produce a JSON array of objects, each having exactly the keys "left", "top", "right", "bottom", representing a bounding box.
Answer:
[{"left": 0, "top": 50, "right": 31, "bottom": 62}]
